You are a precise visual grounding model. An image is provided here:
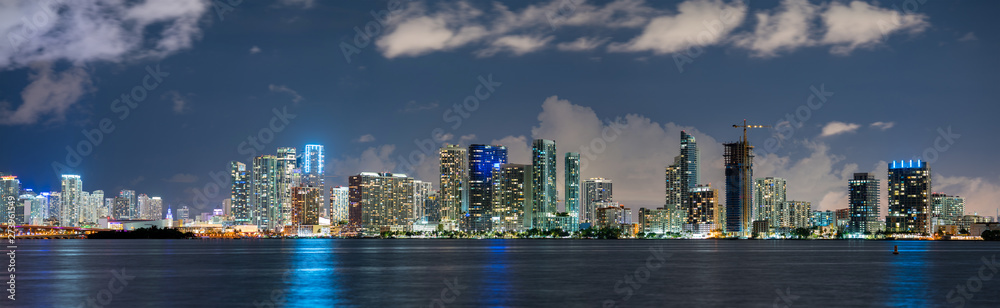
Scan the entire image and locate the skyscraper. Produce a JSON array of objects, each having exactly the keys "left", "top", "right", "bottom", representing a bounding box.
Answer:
[
  {"left": 685, "top": 184, "right": 719, "bottom": 234},
  {"left": 665, "top": 157, "right": 684, "bottom": 232},
  {"left": 412, "top": 180, "right": 434, "bottom": 222},
  {"left": 724, "top": 141, "right": 754, "bottom": 237},
  {"left": 530, "top": 139, "right": 557, "bottom": 230},
  {"left": 564, "top": 152, "right": 580, "bottom": 230},
  {"left": 277, "top": 147, "right": 298, "bottom": 229},
  {"left": 438, "top": 144, "right": 467, "bottom": 230},
  {"left": 119, "top": 189, "right": 137, "bottom": 220},
  {"left": 253, "top": 155, "right": 280, "bottom": 231},
  {"left": 753, "top": 177, "right": 787, "bottom": 230},
  {"left": 468, "top": 144, "right": 507, "bottom": 232},
  {"left": 493, "top": 163, "right": 532, "bottom": 232},
  {"left": 60, "top": 175, "right": 82, "bottom": 226},
  {"left": 302, "top": 144, "right": 325, "bottom": 212},
  {"left": 90, "top": 190, "right": 104, "bottom": 221},
  {"left": 138, "top": 194, "right": 151, "bottom": 220},
  {"left": 348, "top": 172, "right": 414, "bottom": 232},
  {"left": 680, "top": 131, "right": 699, "bottom": 188},
  {"left": 150, "top": 197, "right": 163, "bottom": 220},
  {"left": 291, "top": 186, "right": 321, "bottom": 228},
  {"left": 848, "top": 173, "right": 880, "bottom": 234},
  {"left": 931, "top": 193, "right": 964, "bottom": 227},
  {"left": 1, "top": 175, "right": 21, "bottom": 224},
  {"left": 329, "top": 186, "right": 350, "bottom": 224},
  {"left": 886, "top": 160, "right": 931, "bottom": 234},
  {"left": 230, "top": 161, "right": 252, "bottom": 224},
  {"left": 582, "top": 178, "right": 613, "bottom": 228}
]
